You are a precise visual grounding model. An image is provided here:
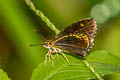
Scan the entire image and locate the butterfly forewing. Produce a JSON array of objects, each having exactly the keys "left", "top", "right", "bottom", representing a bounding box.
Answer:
[
  {"left": 55, "top": 18, "right": 96, "bottom": 38},
  {"left": 52, "top": 18, "right": 97, "bottom": 57}
]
